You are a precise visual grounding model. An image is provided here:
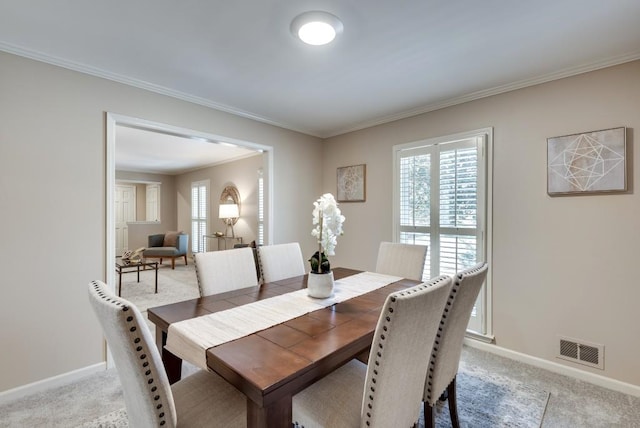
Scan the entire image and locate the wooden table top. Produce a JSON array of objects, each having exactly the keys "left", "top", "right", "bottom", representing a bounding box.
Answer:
[{"left": 147, "top": 267, "right": 420, "bottom": 427}]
